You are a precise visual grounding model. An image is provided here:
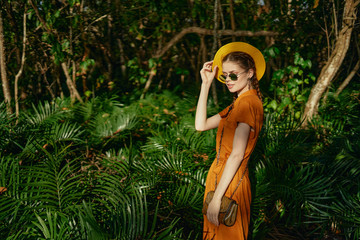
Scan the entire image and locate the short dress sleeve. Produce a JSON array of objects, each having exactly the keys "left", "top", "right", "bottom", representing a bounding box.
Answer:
[
  {"left": 231, "top": 98, "right": 256, "bottom": 130},
  {"left": 218, "top": 105, "right": 231, "bottom": 118}
]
